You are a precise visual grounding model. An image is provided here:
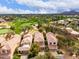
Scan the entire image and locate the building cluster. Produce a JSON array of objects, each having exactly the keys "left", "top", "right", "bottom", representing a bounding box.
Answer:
[
  {"left": 0, "top": 17, "right": 79, "bottom": 59},
  {"left": 17, "top": 31, "right": 58, "bottom": 59}
]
